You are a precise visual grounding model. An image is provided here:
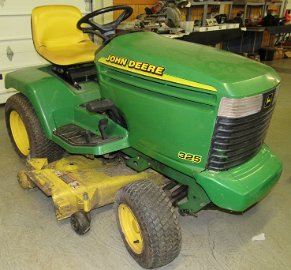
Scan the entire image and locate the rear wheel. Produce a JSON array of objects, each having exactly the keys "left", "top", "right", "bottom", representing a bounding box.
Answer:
[
  {"left": 5, "top": 93, "right": 64, "bottom": 162},
  {"left": 115, "top": 180, "right": 182, "bottom": 269}
]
